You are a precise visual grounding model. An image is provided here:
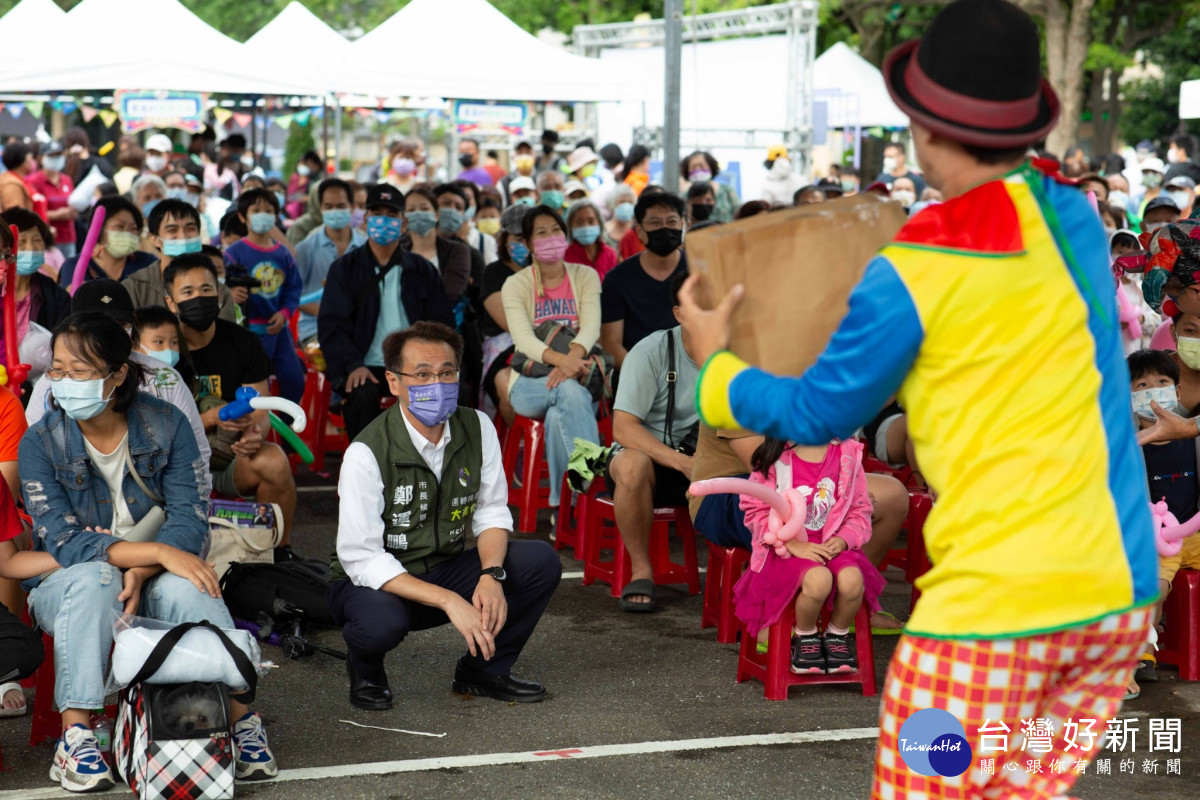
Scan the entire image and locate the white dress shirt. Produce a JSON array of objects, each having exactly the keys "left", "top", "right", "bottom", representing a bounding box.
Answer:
[{"left": 336, "top": 408, "right": 512, "bottom": 590}]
